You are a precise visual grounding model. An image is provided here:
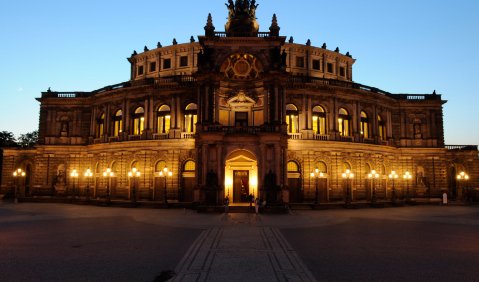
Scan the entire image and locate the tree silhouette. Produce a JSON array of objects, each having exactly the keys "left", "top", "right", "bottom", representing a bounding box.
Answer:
[
  {"left": 18, "top": 130, "right": 38, "bottom": 148},
  {"left": 0, "top": 131, "right": 17, "bottom": 147}
]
